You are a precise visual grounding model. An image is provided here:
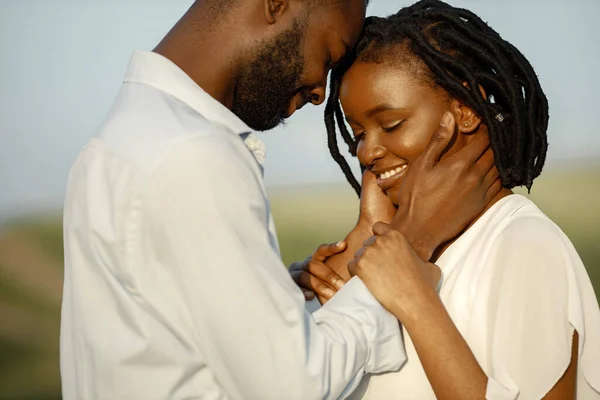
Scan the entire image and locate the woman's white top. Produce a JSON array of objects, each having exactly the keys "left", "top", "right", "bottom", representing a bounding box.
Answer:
[{"left": 349, "top": 194, "right": 600, "bottom": 399}]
